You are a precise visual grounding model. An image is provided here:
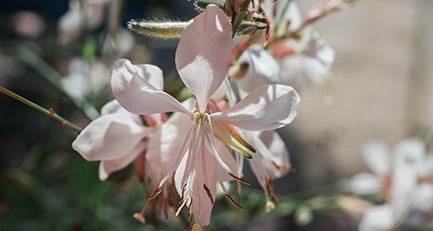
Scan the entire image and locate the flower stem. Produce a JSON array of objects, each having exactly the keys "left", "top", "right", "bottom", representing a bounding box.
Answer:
[
  {"left": 0, "top": 85, "right": 83, "bottom": 133},
  {"left": 231, "top": 0, "right": 252, "bottom": 38},
  {"left": 274, "top": 0, "right": 292, "bottom": 34}
]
